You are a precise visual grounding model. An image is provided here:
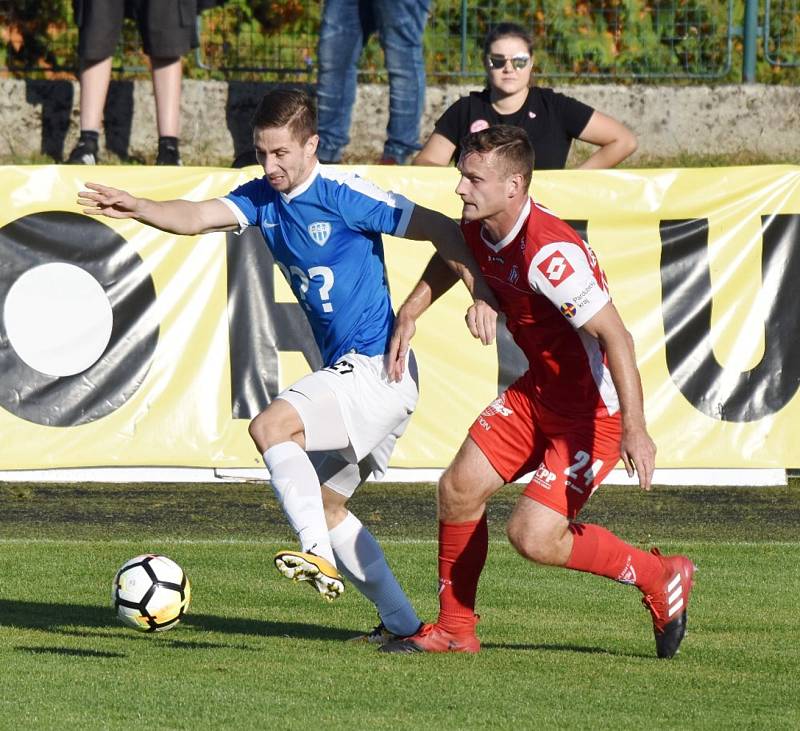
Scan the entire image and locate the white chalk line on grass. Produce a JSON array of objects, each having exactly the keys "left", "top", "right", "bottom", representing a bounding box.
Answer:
[{"left": 0, "top": 538, "right": 798, "bottom": 548}]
